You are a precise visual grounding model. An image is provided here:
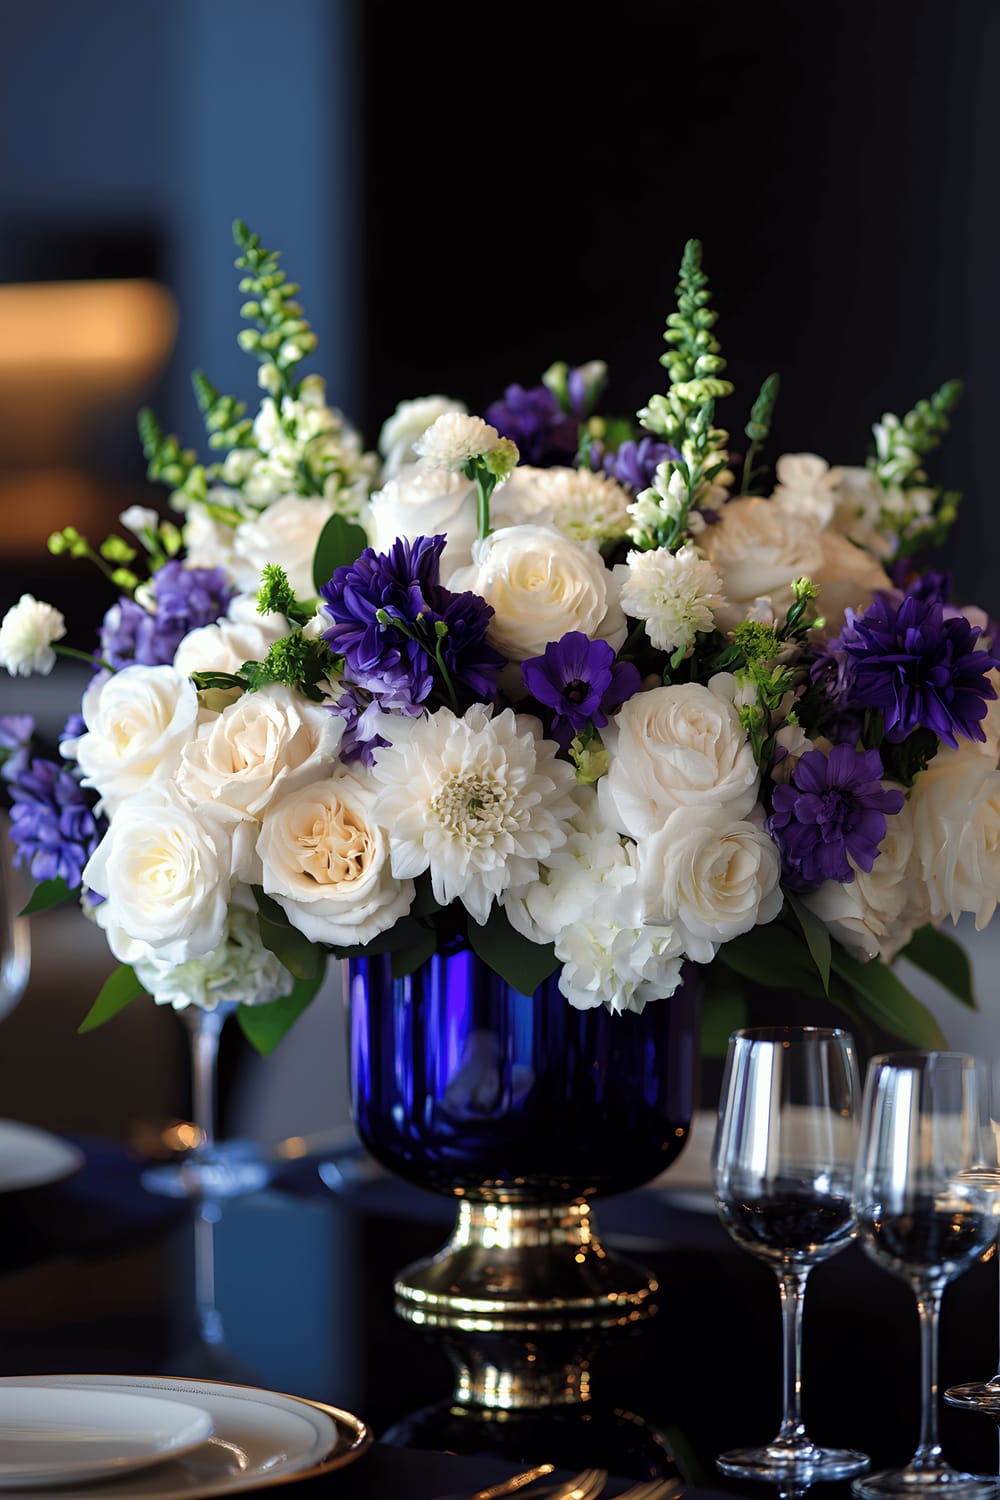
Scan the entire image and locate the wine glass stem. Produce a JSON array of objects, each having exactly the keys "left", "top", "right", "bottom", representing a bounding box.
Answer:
[
  {"left": 193, "top": 1199, "right": 225, "bottom": 1345},
  {"left": 912, "top": 1278, "right": 945, "bottom": 1468},
  {"left": 182, "top": 1005, "right": 227, "bottom": 1153},
  {"left": 776, "top": 1266, "right": 810, "bottom": 1443}
]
